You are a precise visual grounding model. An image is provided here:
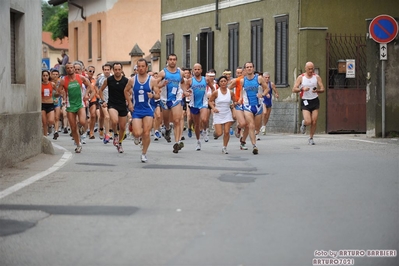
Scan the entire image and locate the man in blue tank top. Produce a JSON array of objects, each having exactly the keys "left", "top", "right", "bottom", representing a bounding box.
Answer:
[
  {"left": 156, "top": 54, "right": 188, "bottom": 153},
  {"left": 239, "top": 62, "right": 270, "bottom": 155},
  {"left": 185, "top": 63, "right": 215, "bottom": 151},
  {"left": 124, "top": 58, "right": 160, "bottom": 162},
  {"left": 260, "top": 72, "right": 279, "bottom": 136}
]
